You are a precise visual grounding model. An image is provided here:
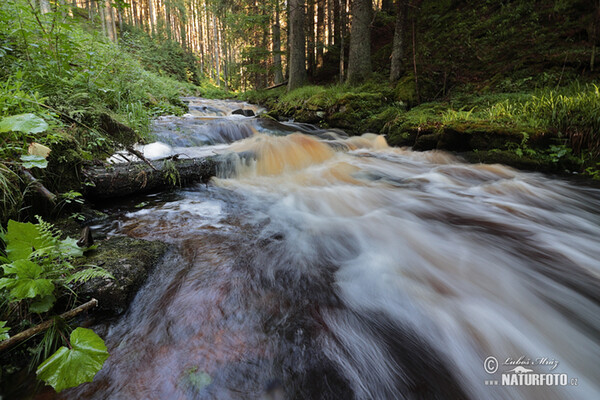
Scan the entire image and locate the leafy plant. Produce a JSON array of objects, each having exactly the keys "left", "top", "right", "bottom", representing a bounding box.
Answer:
[
  {"left": 0, "top": 320, "right": 10, "bottom": 341},
  {"left": 36, "top": 327, "right": 109, "bottom": 393},
  {"left": 0, "top": 218, "right": 112, "bottom": 314}
]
